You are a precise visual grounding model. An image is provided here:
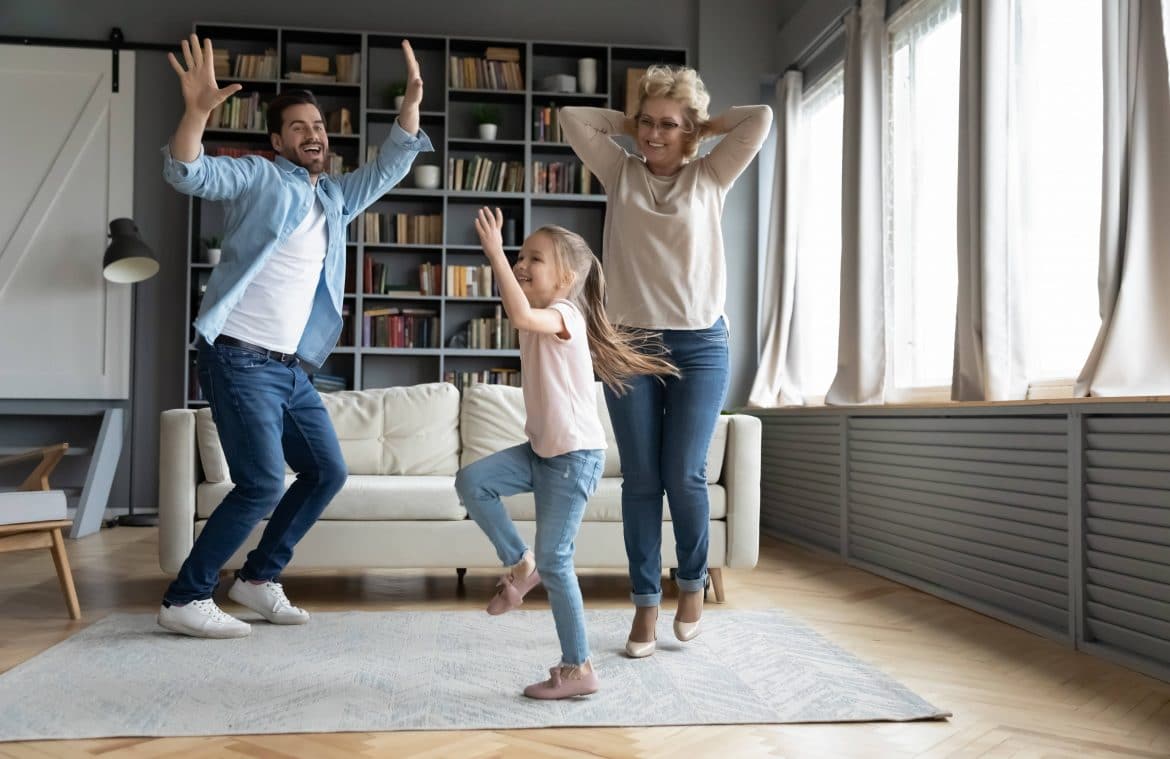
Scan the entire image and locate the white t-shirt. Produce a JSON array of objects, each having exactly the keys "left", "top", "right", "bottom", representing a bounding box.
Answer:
[
  {"left": 220, "top": 195, "right": 328, "bottom": 353},
  {"left": 518, "top": 300, "right": 608, "bottom": 458}
]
